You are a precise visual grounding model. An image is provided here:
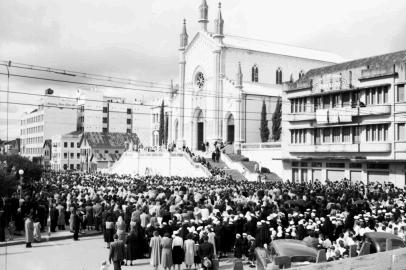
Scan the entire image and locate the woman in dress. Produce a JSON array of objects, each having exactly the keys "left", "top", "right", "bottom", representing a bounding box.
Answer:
[
  {"left": 161, "top": 232, "right": 173, "bottom": 270},
  {"left": 125, "top": 228, "right": 137, "bottom": 266},
  {"left": 116, "top": 215, "right": 126, "bottom": 241},
  {"left": 184, "top": 233, "right": 196, "bottom": 270},
  {"left": 172, "top": 231, "right": 184, "bottom": 270},
  {"left": 150, "top": 230, "right": 161, "bottom": 270},
  {"left": 104, "top": 215, "right": 115, "bottom": 248}
]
